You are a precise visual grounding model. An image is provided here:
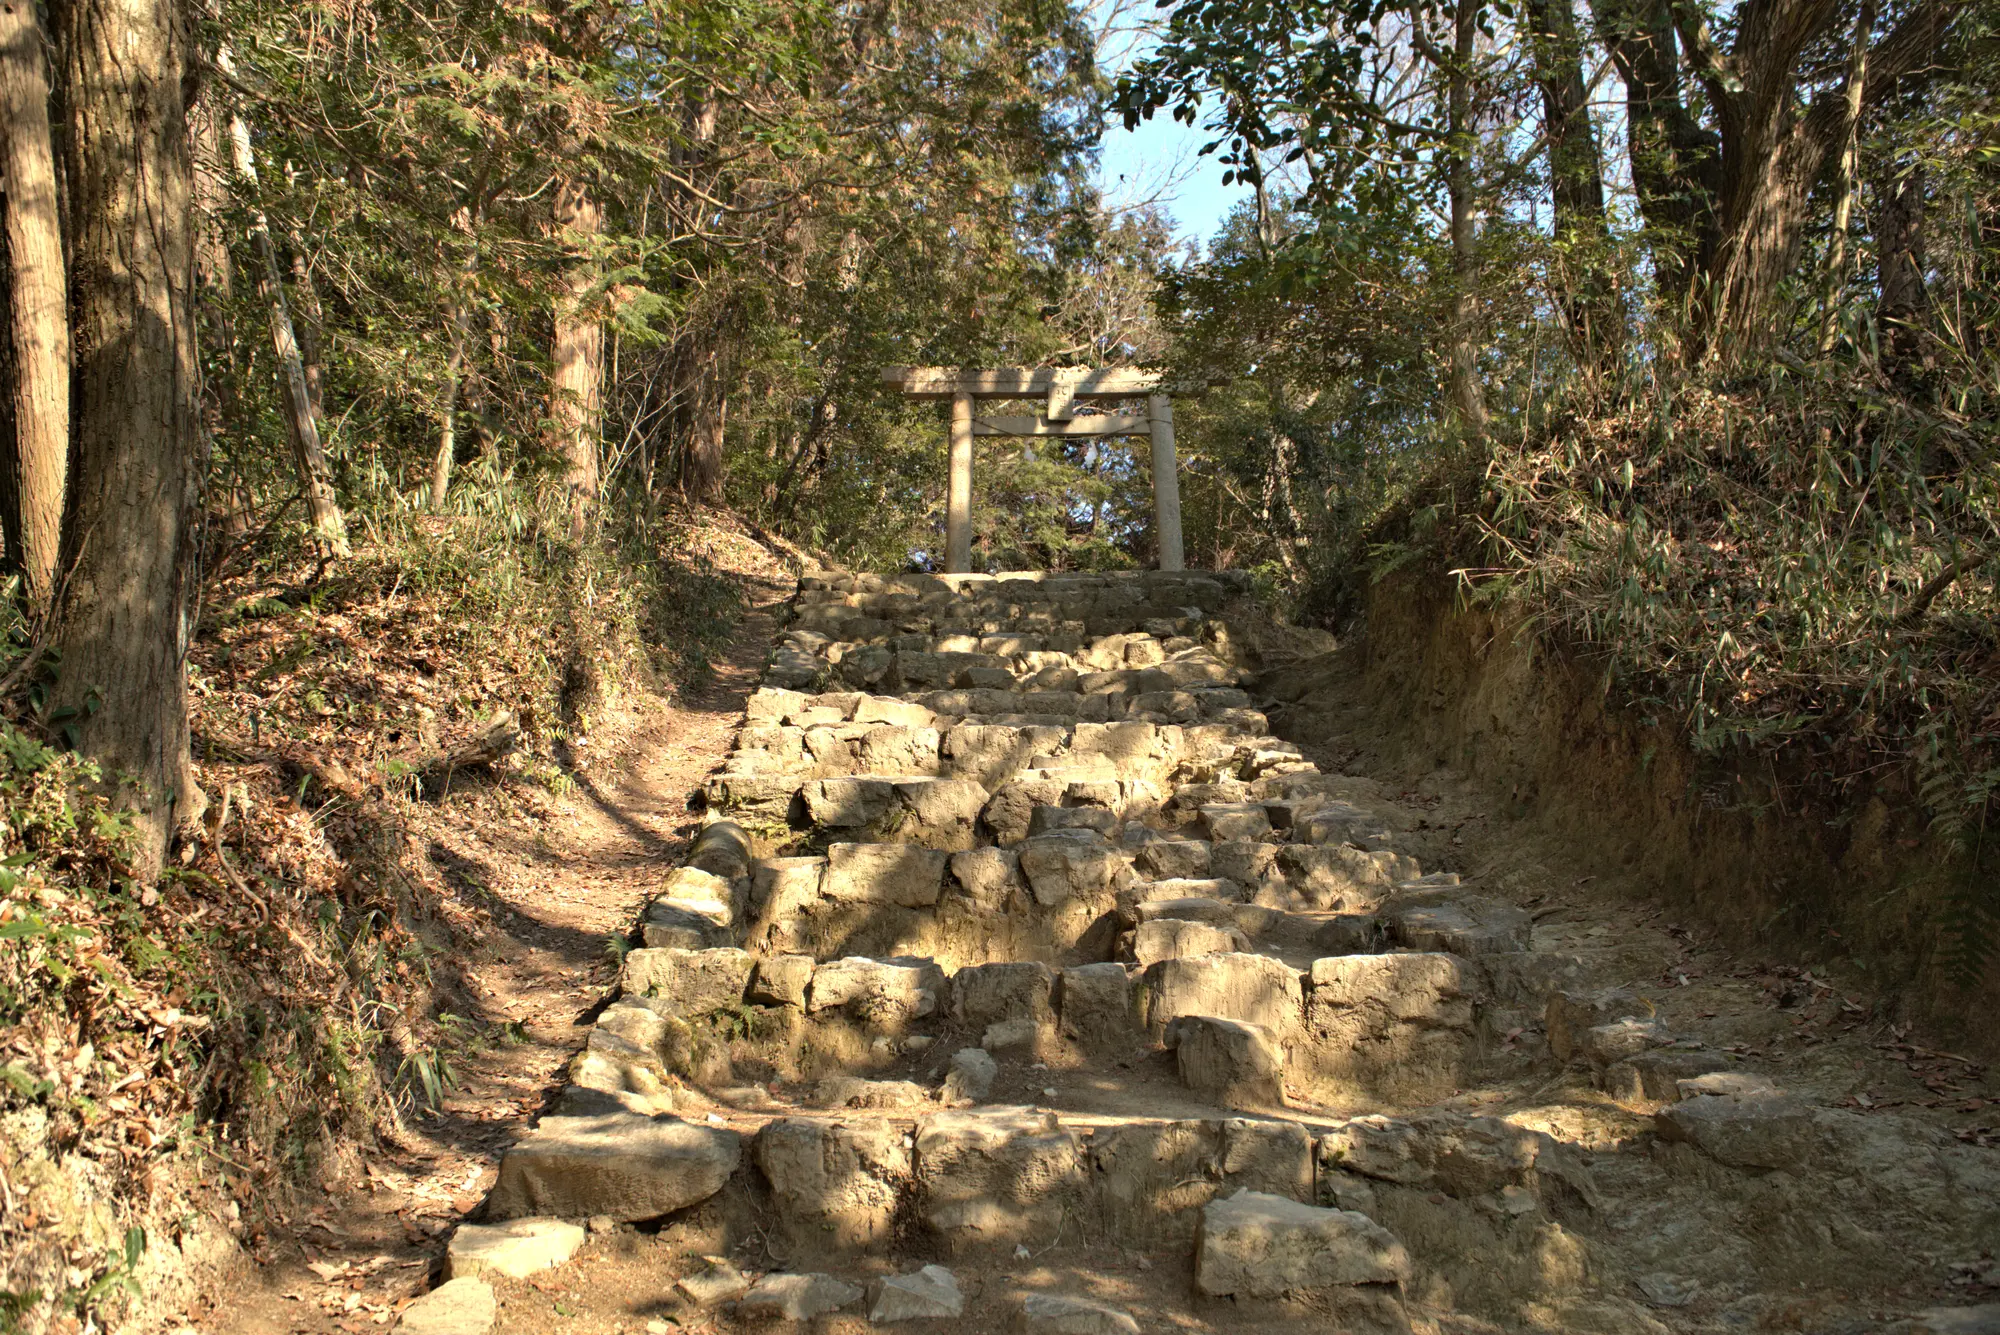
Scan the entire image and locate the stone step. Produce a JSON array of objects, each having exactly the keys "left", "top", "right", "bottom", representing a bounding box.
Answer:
[{"left": 749, "top": 1106, "right": 1318, "bottom": 1258}]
